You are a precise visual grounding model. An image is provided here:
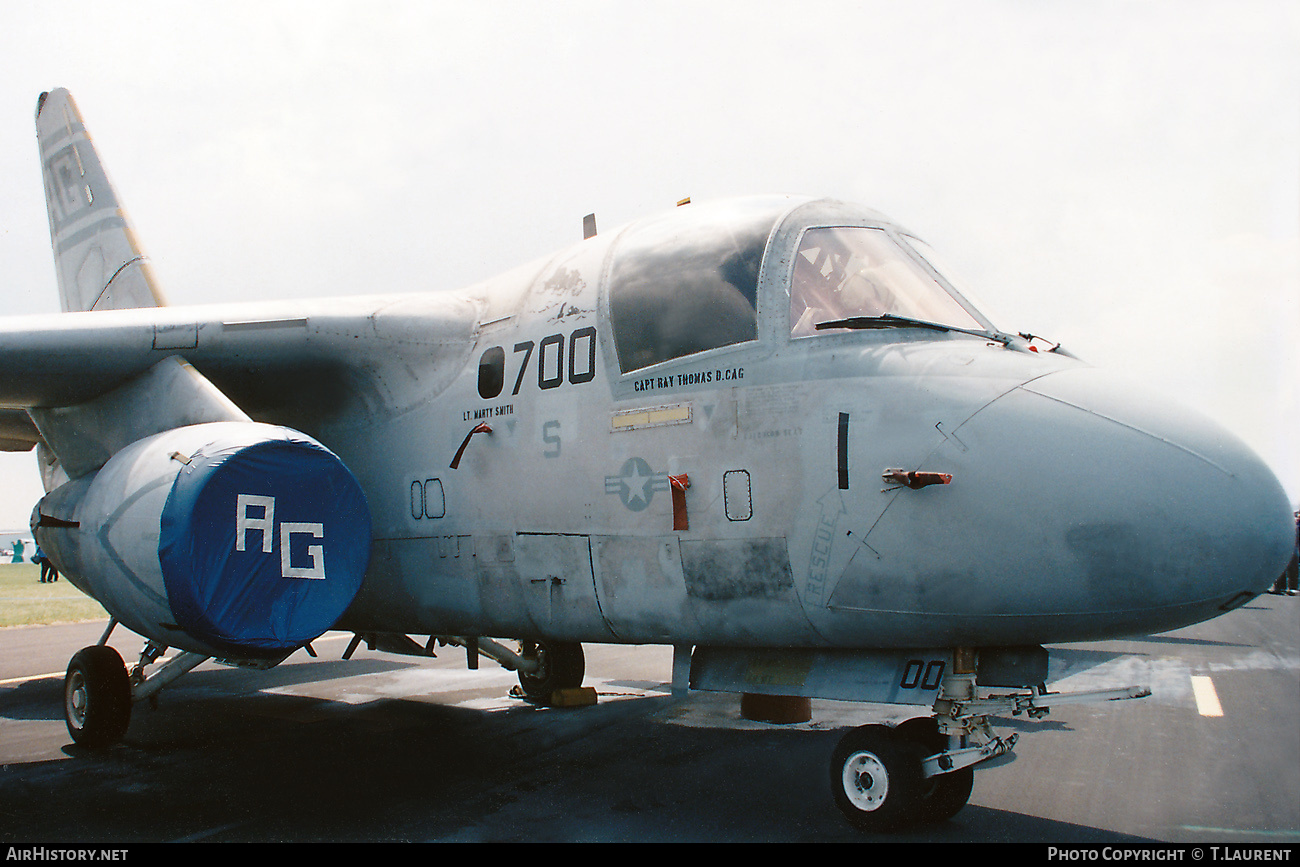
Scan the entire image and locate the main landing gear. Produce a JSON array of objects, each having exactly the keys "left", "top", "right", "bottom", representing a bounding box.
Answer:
[
  {"left": 364, "top": 633, "right": 588, "bottom": 703},
  {"left": 64, "top": 645, "right": 131, "bottom": 749},
  {"left": 62, "top": 619, "right": 212, "bottom": 749},
  {"left": 60, "top": 625, "right": 590, "bottom": 748},
  {"left": 515, "top": 639, "right": 585, "bottom": 701}
]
